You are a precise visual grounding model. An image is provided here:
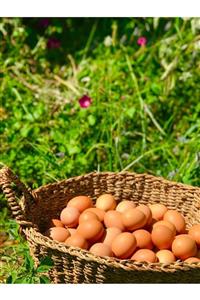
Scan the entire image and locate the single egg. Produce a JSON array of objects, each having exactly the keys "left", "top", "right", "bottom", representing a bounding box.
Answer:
[
  {"left": 102, "top": 227, "right": 122, "bottom": 247},
  {"left": 111, "top": 232, "right": 137, "bottom": 259},
  {"left": 104, "top": 210, "right": 125, "bottom": 231},
  {"left": 156, "top": 250, "right": 176, "bottom": 263},
  {"left": 184, "top": 257, "right": 200, "bottom": 263},
  {"left": 50, "top": 219, "right": 64, "bottom": 228},
  {"left": 122, "top": 208, "right": 146, "bottom": 231},
  {"left": 60, "top": 206, "right": 80, "bottom": 227},
  {"left": 46, "top": 227, "right": 70, "bottom": 242},
  {"left": 172, "top": 234, "right": 197, "bottom": 260},
  {"left": 133, "top": 229, "right": 153, "bottom": 249},
  {"left": 116, "top": 201, "right": 136, "bottom": 213},
  {"left": 96, "top": 194, "right": 117, "bottom": 211},
  {"left": 65, "top": 233, "right": 88, "bottom": 249},
  {"left": 153, "top": 220, "right": 176, "bottom": 236},
  {"left": 79, "top": 211, "right": 99, "bottom": 224},
  {"left": 163, "top": 210, "right": 186, "bottom": 234},
  {"left": 131, "top": 249, "right": 157, "bottom": 263},
  {"left": 84, "top": 207, "right": 105, "bottom": 222},
  {"left": 136, "top": 205, "right": 152, "bottom": 226},
  {"left": 149, "top": 204, "right": 168, "bottom": 221},
  {"left": 188, "top": 224, "right": 200, "bottom": 247},
  {"left": 151, "top": 225, "right": 175, "bottom": 250},
  {"left": 89, "top": 243, "right": 112, "bottom": 257},
  {"left": 67, "top": 228, "right": 77, "bottom": 236},
  {"left": 67, "top": 195, "right": 93, "bottom": 213},
  {"left": 77, "top": 219, "right": 105, "bottom": 243}
]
